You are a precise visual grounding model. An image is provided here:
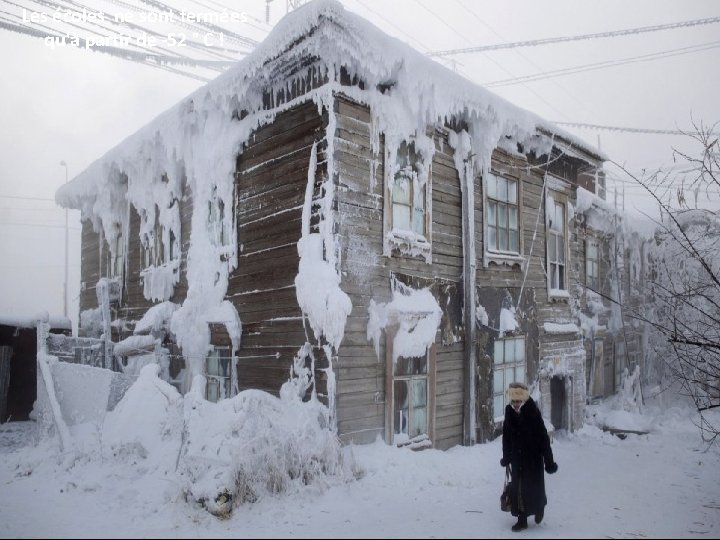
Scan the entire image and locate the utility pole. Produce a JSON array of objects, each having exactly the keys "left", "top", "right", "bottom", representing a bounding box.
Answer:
[{"left": 59, "top": 161, "right": 69, "bottom": 321}]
